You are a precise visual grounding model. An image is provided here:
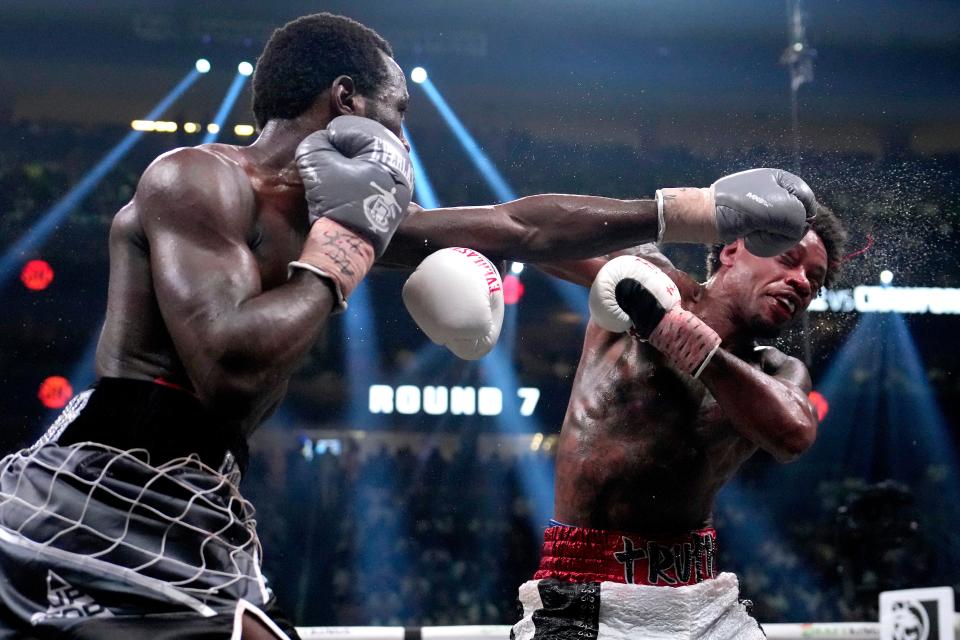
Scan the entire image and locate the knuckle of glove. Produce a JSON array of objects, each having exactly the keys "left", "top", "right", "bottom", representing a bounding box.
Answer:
[
  {"left": 589, "top": 256, "right": 679, "bottom": 333},
  {"left": 402, "top": 248, "right": 504, "bottom": 360},
  {"left": 744, "top": 231, "right": 797, "bottom": 257}
]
